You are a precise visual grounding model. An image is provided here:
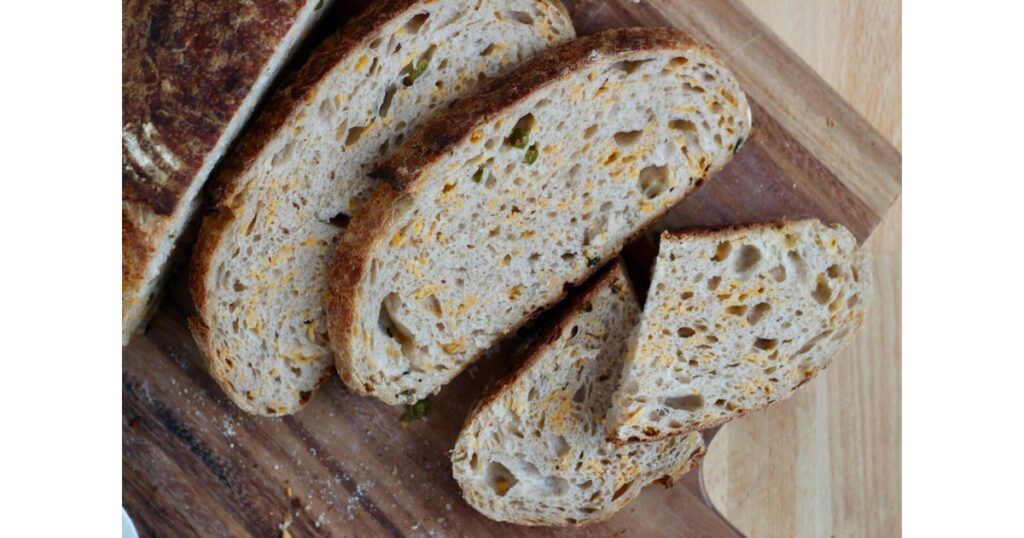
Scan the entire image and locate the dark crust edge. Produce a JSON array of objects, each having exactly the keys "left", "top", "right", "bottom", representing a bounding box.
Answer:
[
  {"left": 371, "top": 27, "right": 713, "bottom": 192},
  {"left": 608, "top": 219, "right": 869, "bottom": 446},
  {"left": 187, "top": 0, "right": 437, "bottom": 416},
  {"left": 328, "top": 27, "right": 740, "bottom": 401}
]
